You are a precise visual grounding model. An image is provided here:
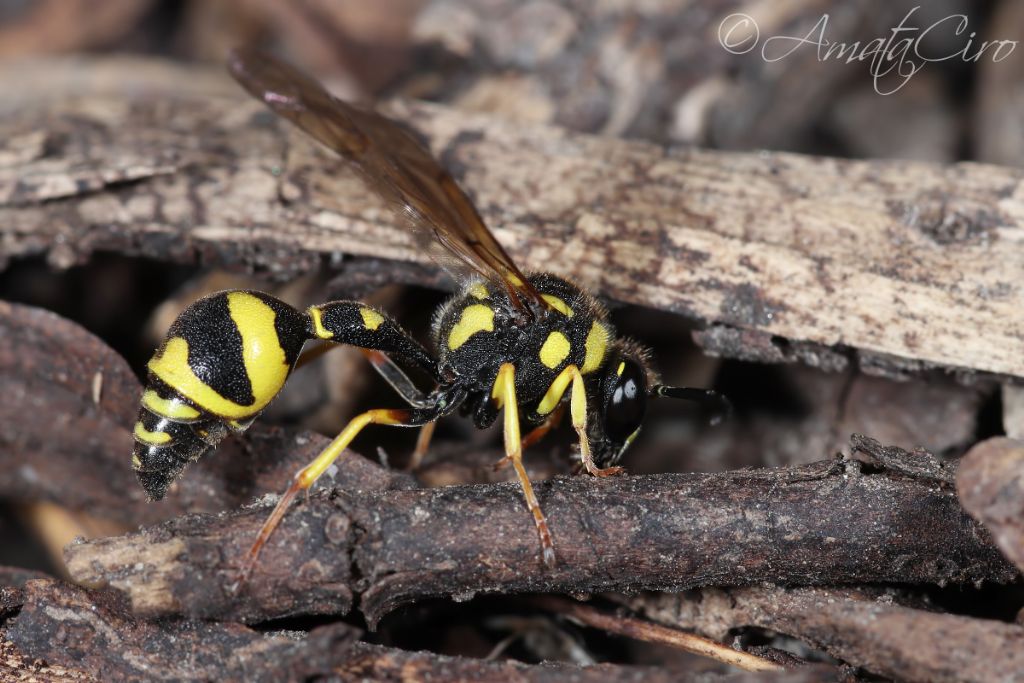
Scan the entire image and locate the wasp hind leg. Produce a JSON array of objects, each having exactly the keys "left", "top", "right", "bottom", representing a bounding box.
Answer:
[
  {"left": 492, "top": 363, "right": 556, "bottom": 568},
  {"left": 237, "top": 385, "right": 464, "bottom": 583}
]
